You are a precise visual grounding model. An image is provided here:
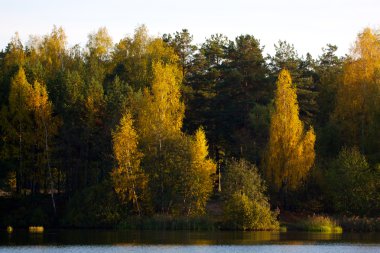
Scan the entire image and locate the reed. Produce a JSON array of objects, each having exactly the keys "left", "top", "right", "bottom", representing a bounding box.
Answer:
[{"left": 295, "top": 215, "right": 343, "bottom": 233}]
